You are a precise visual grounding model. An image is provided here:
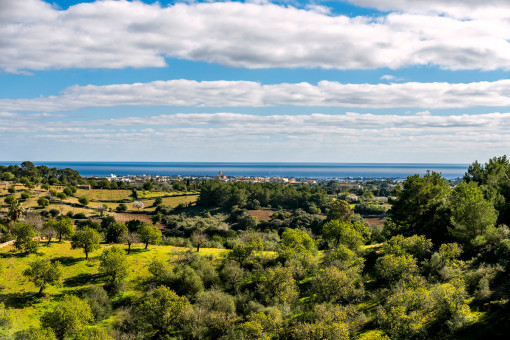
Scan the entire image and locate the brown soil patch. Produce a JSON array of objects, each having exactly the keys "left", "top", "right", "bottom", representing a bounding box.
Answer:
[
  {"left": 248, "top": 210, "right": 275, "bottom": 221},
  {"left": 112, "top": 212, "right": 164, "bottom": 229},
  {"left": 364, "top": 217, "right": 386, "bottom": 226}
]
